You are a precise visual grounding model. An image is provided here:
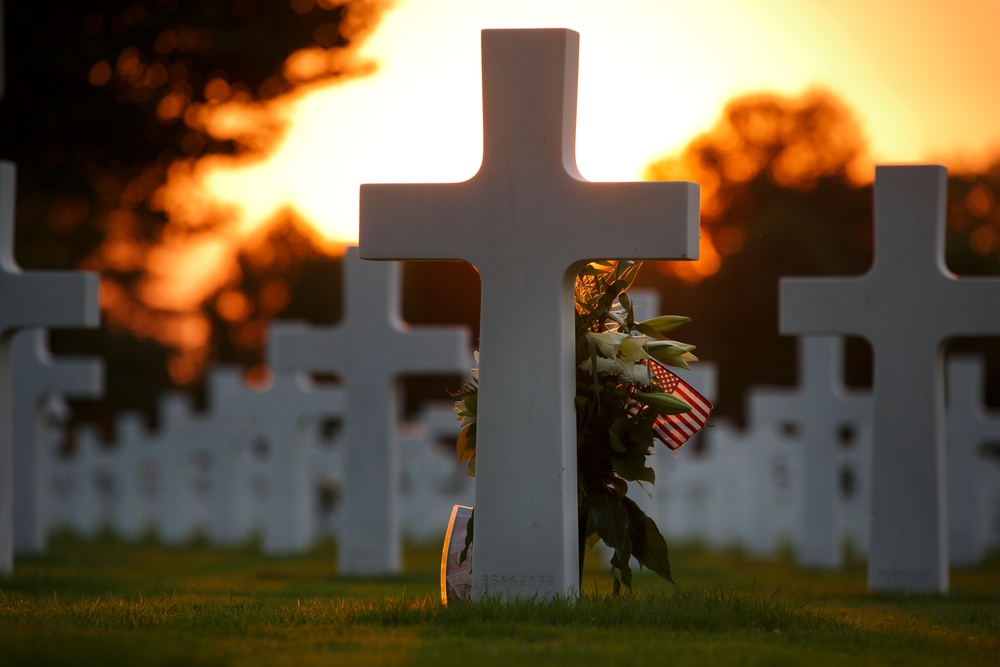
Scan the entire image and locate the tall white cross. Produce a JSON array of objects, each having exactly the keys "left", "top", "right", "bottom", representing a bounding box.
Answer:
[
  {"left": 207, "top": 366, "right": 346, "bottom": 555},
  {"left": 0, "top": 162, "right": 100, "bottom": 574},
  {"left": 751, "top": 336, "right": 871, "bottom": 569},
  {"left": 780, "top": 165, "right": 1000, "bottom": 592},
  {"left": 359, "top": 29, "right": 699, "bottom": 600},
  {"left": 268, "top": 246, "right": 472, "bottom": 574}
]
